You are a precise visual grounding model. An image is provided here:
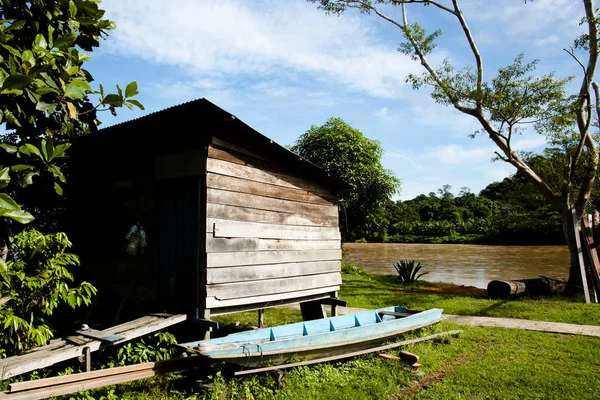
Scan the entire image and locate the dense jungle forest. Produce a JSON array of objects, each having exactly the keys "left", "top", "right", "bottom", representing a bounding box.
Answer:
[{"left": 355, "top": 174, "right": 567, "bottom": 245}]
